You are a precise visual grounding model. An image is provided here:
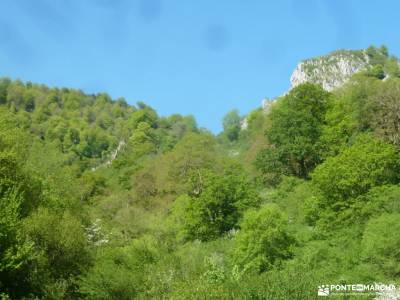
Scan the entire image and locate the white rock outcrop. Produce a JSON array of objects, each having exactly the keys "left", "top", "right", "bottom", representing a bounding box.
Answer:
[
  {"left": 290, "top": 50, "right": 369, "bottom": 91},
  {"left": 262, "top": 97, "right": 274, "bottom": 113}
]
